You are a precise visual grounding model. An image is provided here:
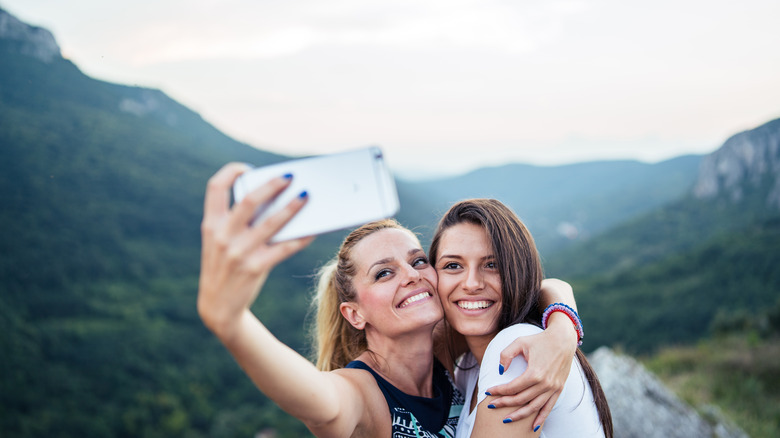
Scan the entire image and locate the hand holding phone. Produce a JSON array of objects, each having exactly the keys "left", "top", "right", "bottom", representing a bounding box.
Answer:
[{"left": 232, "top": 147, "right": 400, "bottom": 242}]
